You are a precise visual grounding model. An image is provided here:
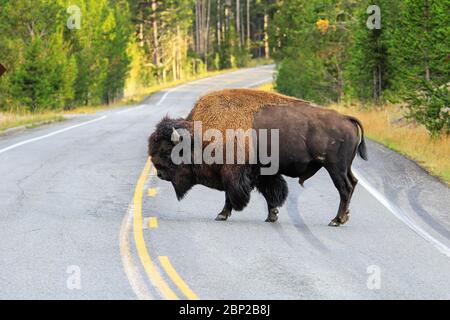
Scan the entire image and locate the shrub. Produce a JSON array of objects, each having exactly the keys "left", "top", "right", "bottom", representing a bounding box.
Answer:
[{"left": 405, "top": 81, "right": 450, "bottom": 136}]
